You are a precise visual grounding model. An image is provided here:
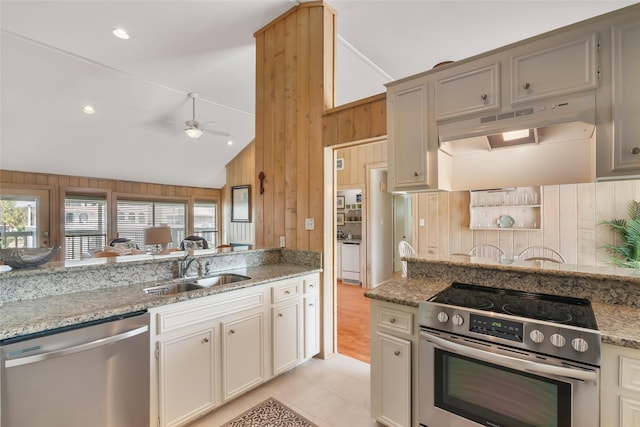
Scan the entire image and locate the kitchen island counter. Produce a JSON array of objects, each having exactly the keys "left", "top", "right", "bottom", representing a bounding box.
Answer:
[
  {"left": 0, "top": 249, "right": 321, "bottom": 341},
  {"left": 366, "top": 255, "right": 640, "bottom": 350}
]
